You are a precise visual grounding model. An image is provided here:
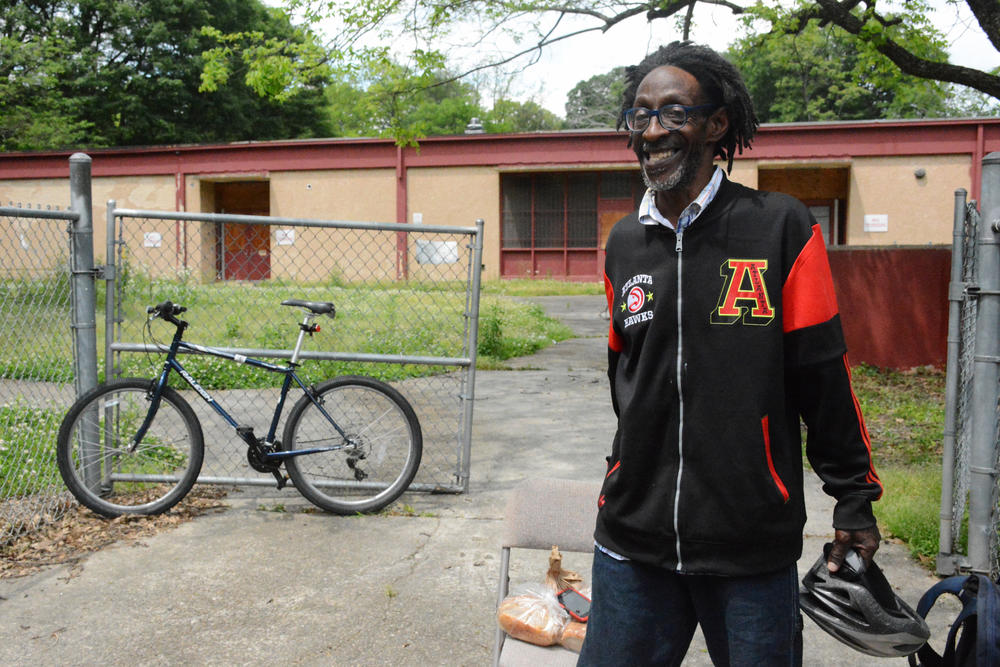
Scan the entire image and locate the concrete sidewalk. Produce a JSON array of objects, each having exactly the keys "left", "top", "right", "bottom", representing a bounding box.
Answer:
[{"left": 0, "top": 295, "right": 958, "bottom": 665}]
